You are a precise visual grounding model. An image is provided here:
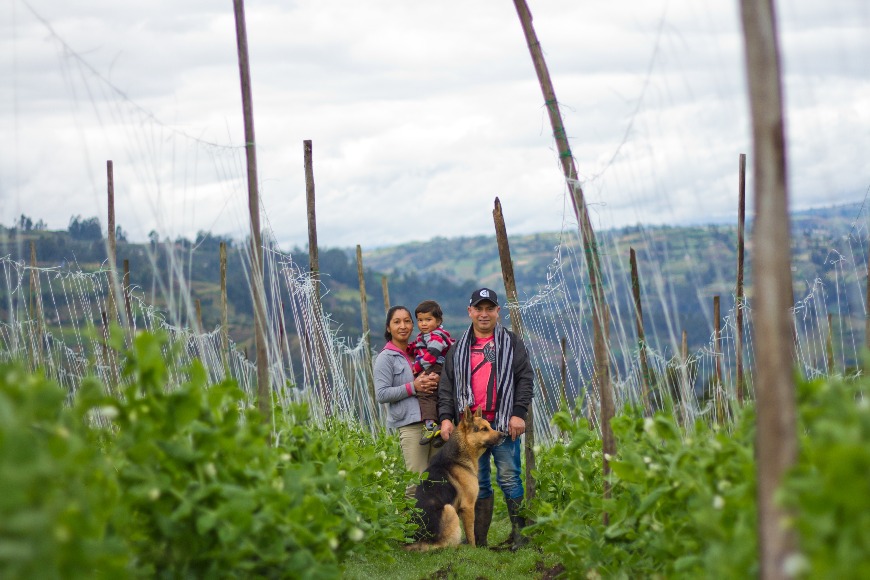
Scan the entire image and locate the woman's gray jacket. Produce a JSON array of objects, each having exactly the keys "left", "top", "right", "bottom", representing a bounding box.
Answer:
[{"left": 373, "top": 345, "right": 421, "bottom": 429}]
